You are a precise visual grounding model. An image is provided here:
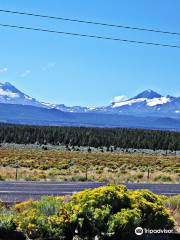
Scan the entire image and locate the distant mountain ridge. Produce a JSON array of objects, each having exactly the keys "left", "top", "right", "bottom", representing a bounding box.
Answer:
[
  {"left": 0, "top": 82, "right": 179, "bottom": 118},
  {"left": 0, "top": 103, "right": 180, "bottom": 130}
]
